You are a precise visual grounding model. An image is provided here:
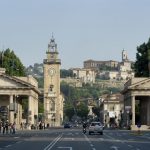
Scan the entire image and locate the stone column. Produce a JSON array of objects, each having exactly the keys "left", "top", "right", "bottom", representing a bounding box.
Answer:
[
  {"left": 9, "top": 95, "right": 14, "bottom": 124},
  {"left": 28, "top": 96, "right": 34, "bottom": 125},
  {"left": 131, "top": 96, "right": 135, "bottom": 125}
]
